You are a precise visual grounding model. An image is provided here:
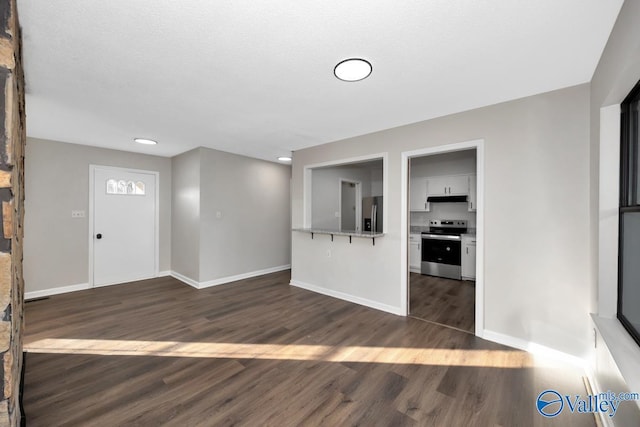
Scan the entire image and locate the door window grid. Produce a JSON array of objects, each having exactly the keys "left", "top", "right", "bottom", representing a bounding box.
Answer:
[{"left": 106, "top": 179, "right": 145, "bottom": 195}]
